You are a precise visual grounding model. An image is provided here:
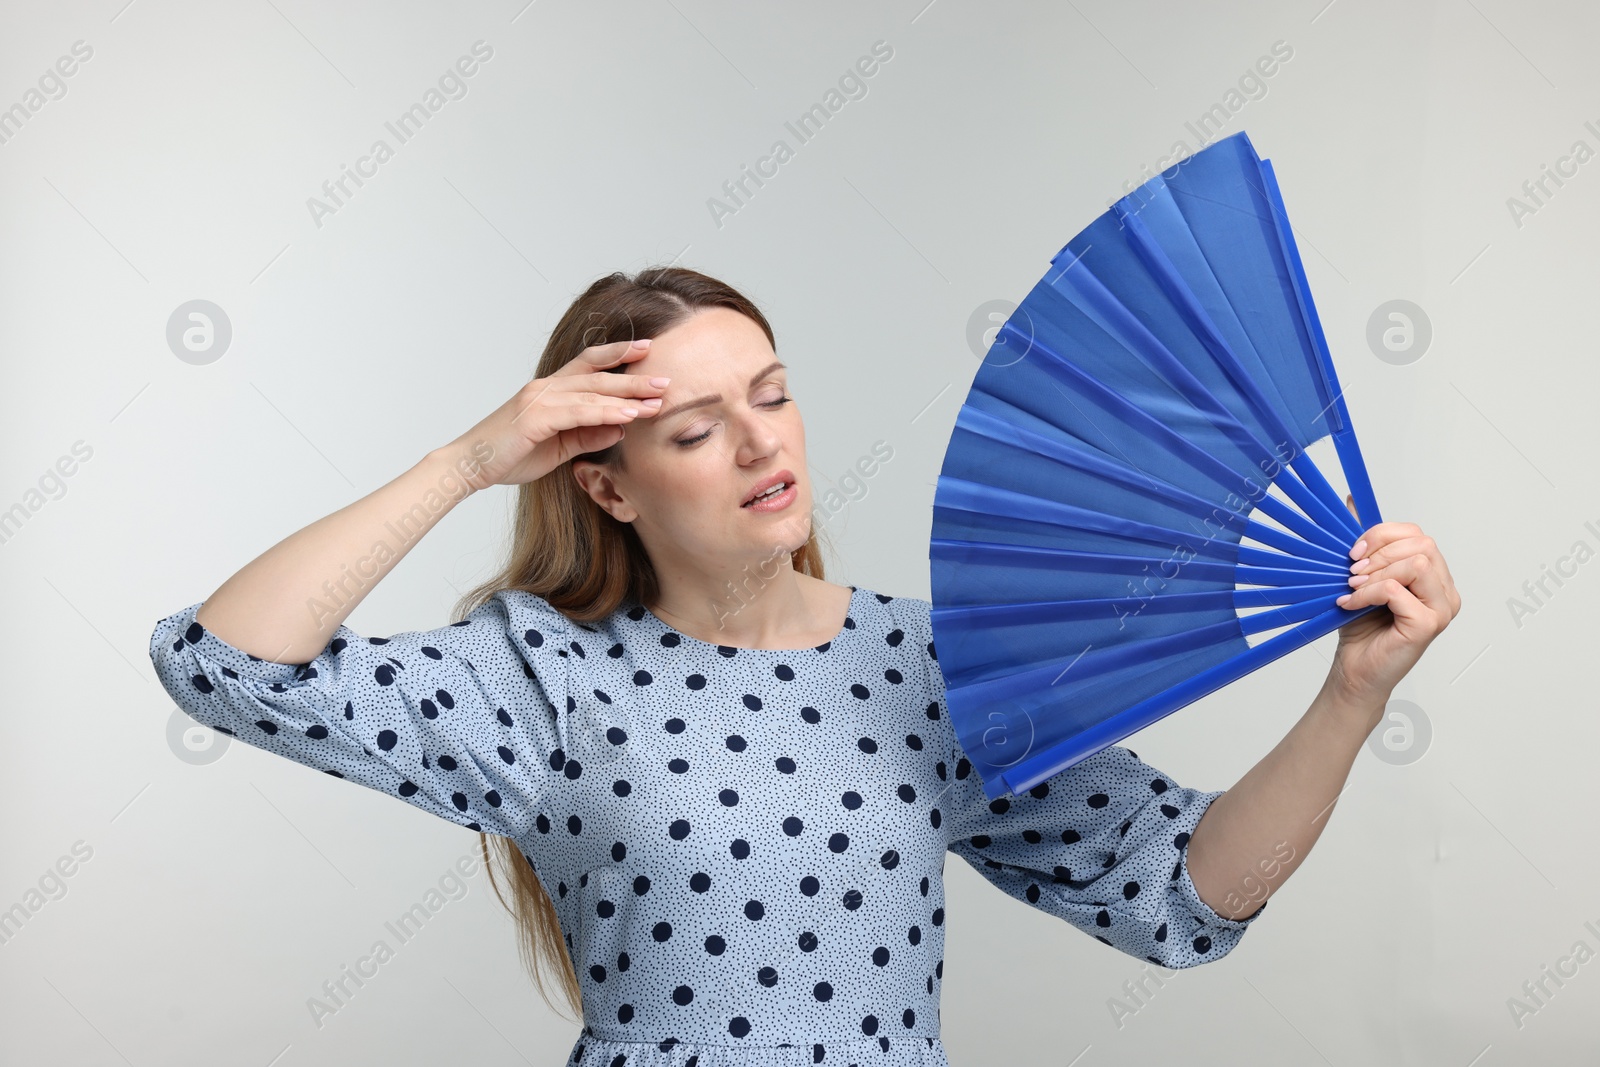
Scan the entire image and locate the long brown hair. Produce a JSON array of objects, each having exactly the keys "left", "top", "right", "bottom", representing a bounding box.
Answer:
[{"left": 449, "top": 265, "right": 834, "bottom": 1021}]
